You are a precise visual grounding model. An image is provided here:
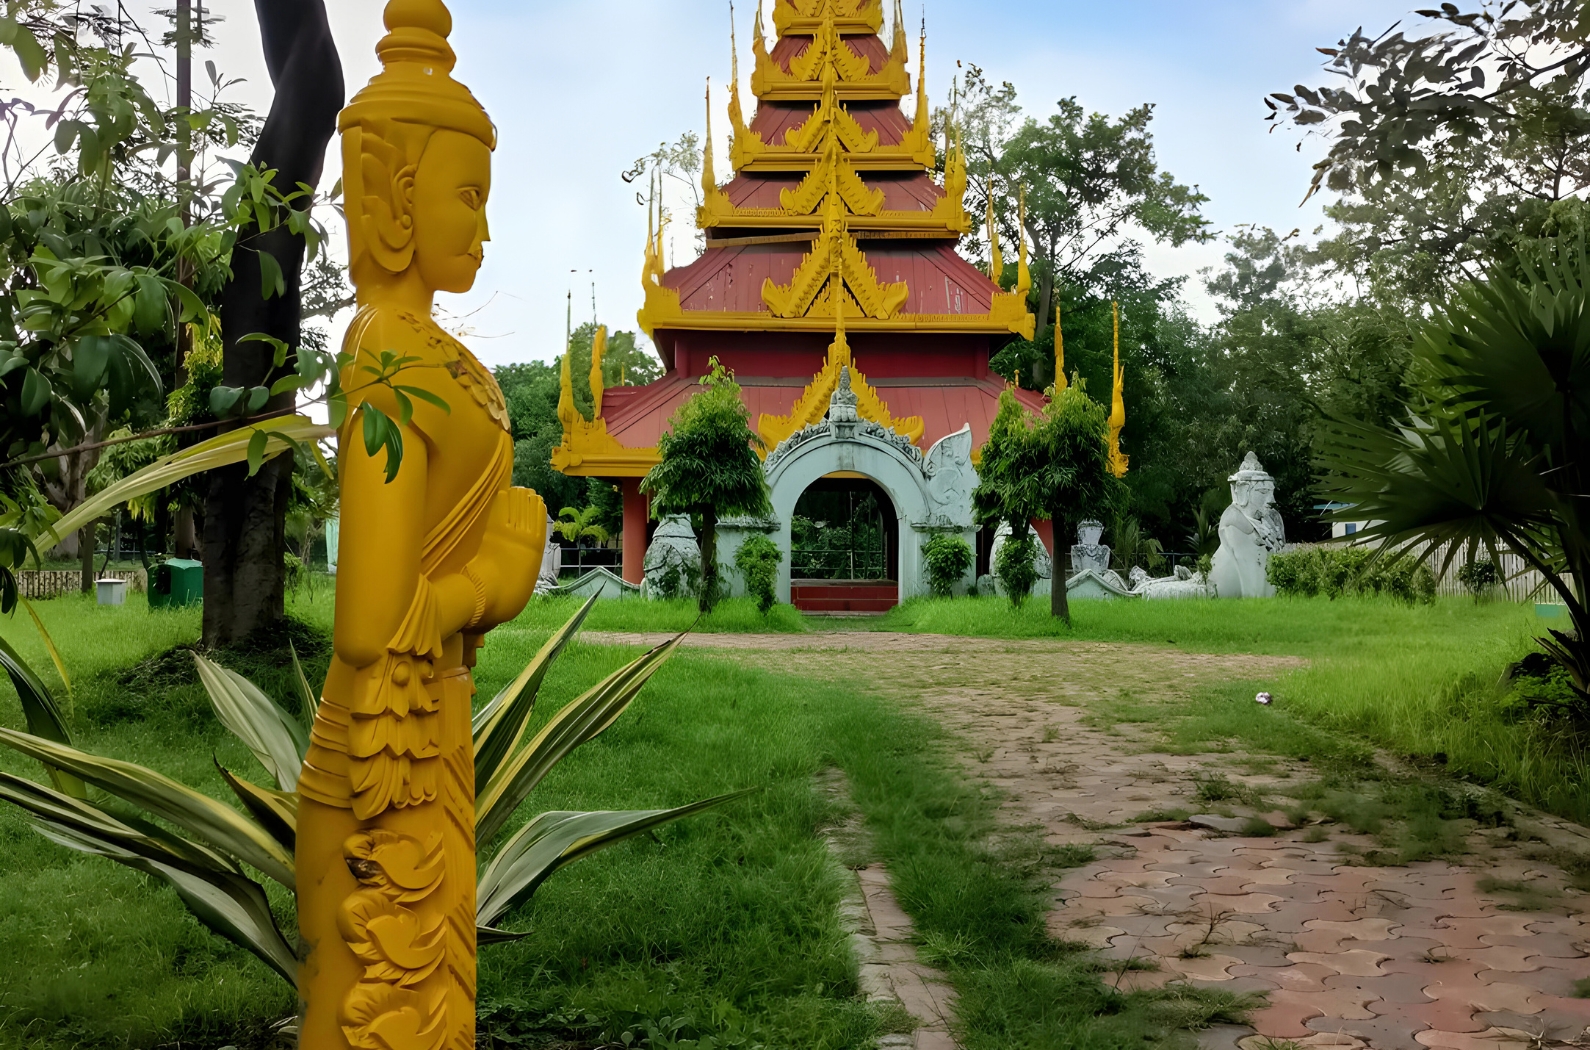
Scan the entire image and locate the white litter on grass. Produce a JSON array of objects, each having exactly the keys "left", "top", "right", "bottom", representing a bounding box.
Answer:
[{"left": 1255, "top": 692, "right": 1273, "bottom": 705}]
